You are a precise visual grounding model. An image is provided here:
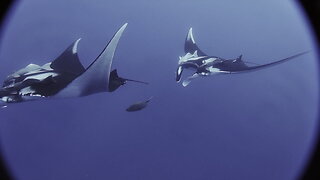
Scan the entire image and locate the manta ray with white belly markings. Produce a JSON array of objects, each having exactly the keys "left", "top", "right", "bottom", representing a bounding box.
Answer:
[
  {"left": 176, "top": 28, "right": 308, "bottom": 86},
  {"left": 0, "top": 23, "right": 148, "bottom": 107}
]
